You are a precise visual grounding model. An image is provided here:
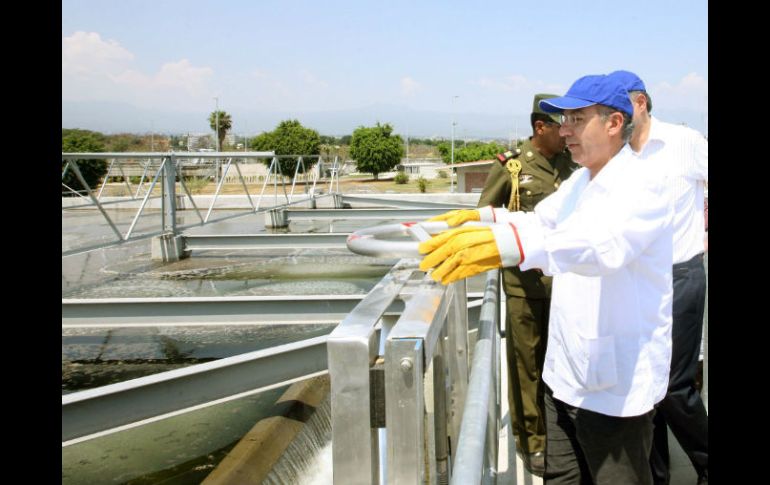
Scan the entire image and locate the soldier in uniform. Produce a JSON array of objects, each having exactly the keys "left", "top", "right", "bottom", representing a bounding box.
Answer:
[{"left": 477, "top": 93, "right": 577, "bottom": 476}]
